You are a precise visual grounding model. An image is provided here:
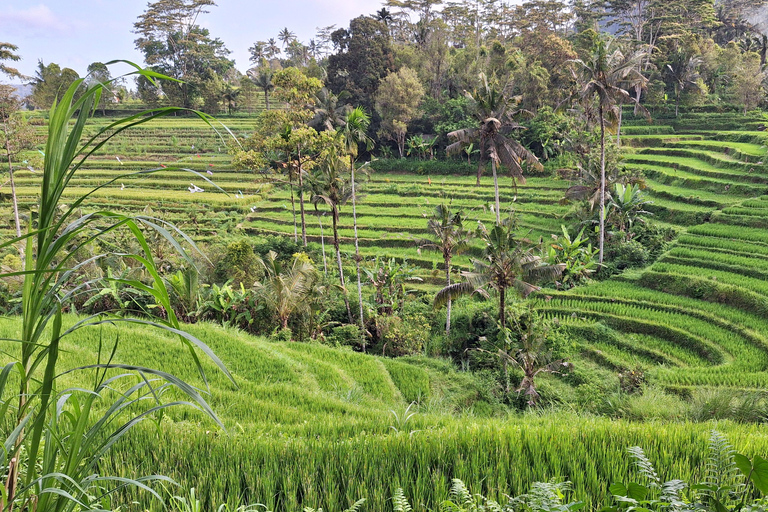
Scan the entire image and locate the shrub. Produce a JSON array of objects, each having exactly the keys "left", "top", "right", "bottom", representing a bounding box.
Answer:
[
  {"left": 214, "top": 238, "right": 260, "bottom": 286},
  {"left": 326, "top": 324, "right": 364, "bottom": 348}
]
